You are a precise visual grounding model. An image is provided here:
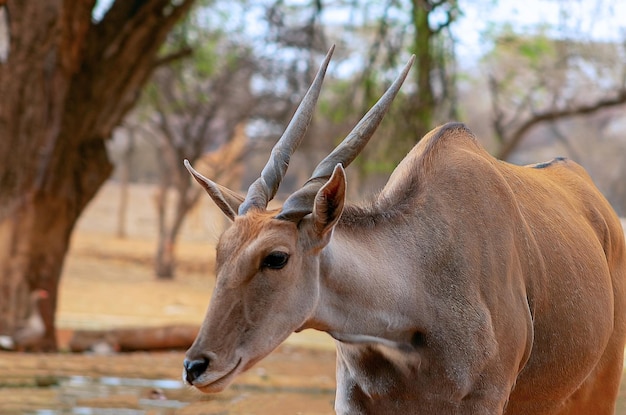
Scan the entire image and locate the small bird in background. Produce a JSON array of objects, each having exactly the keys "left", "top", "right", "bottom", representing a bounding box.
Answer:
[{"left": 0, "top": 289, "right": 48, "bottom": 351}]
